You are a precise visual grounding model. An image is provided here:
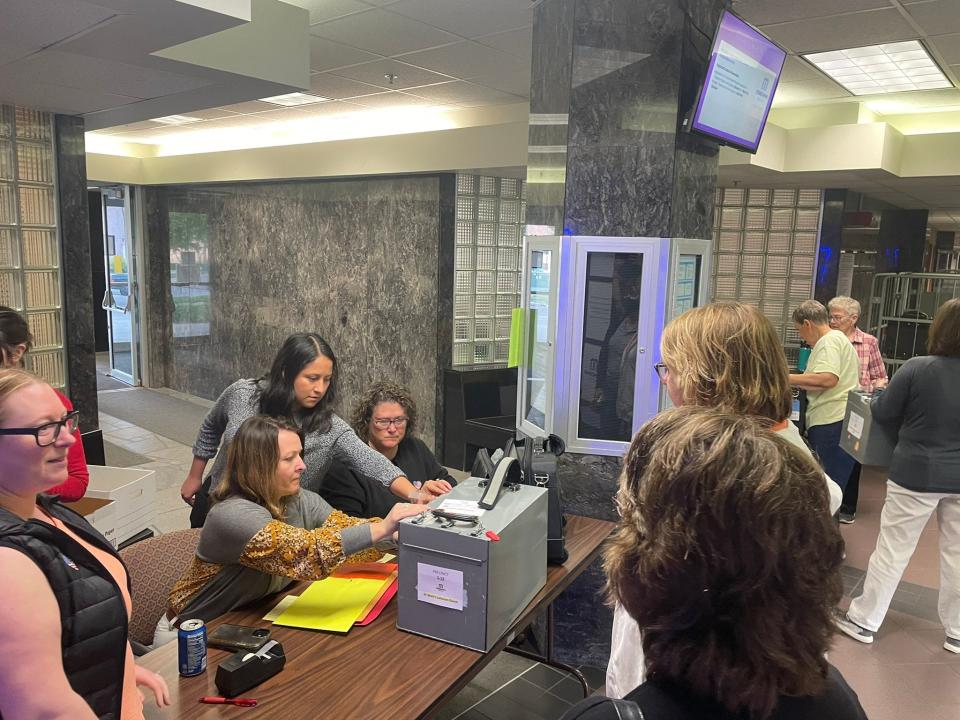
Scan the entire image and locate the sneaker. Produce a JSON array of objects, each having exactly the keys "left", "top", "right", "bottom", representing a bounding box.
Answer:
[
  {"left": 945, "top": 636, "right": 960, "bottom": 654},
  {"left": 836, "top": 614, "right": 875, "bottom": 644},
  {"left": 839, "top": 512, "right": 856, "bottom": 524}
]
